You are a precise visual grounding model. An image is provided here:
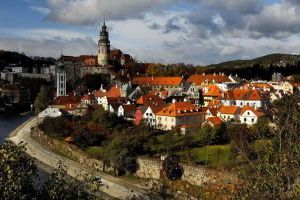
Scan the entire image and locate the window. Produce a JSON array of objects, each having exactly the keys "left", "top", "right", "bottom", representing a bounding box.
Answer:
[
  {"left": 244, "top": 118, "right": 246, "bottom": 122},
  {"left": 247, "top": 112, "right": 250, "bottom": 115},
  {"left": 252, "top": 118, "right": 254, "bottom": 122},
  {"left": 240, "top": 102, "right": 243, "bottom": 106}
]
